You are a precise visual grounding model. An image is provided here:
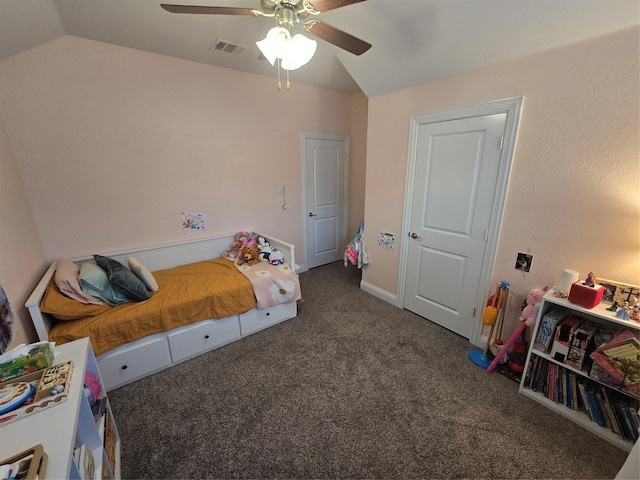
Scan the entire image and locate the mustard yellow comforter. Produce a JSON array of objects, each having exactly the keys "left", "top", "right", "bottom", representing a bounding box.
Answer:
[{"left": 49, "top": 258, "right": 256, "bottom": 356}]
